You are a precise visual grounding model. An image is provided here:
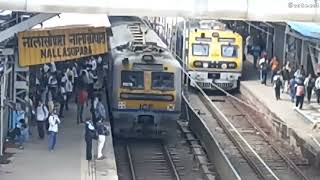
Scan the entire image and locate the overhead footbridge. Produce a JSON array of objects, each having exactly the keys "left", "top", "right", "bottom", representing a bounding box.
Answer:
[{"left": 1, "top": 0, "right": 320, "bottom": 22}]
